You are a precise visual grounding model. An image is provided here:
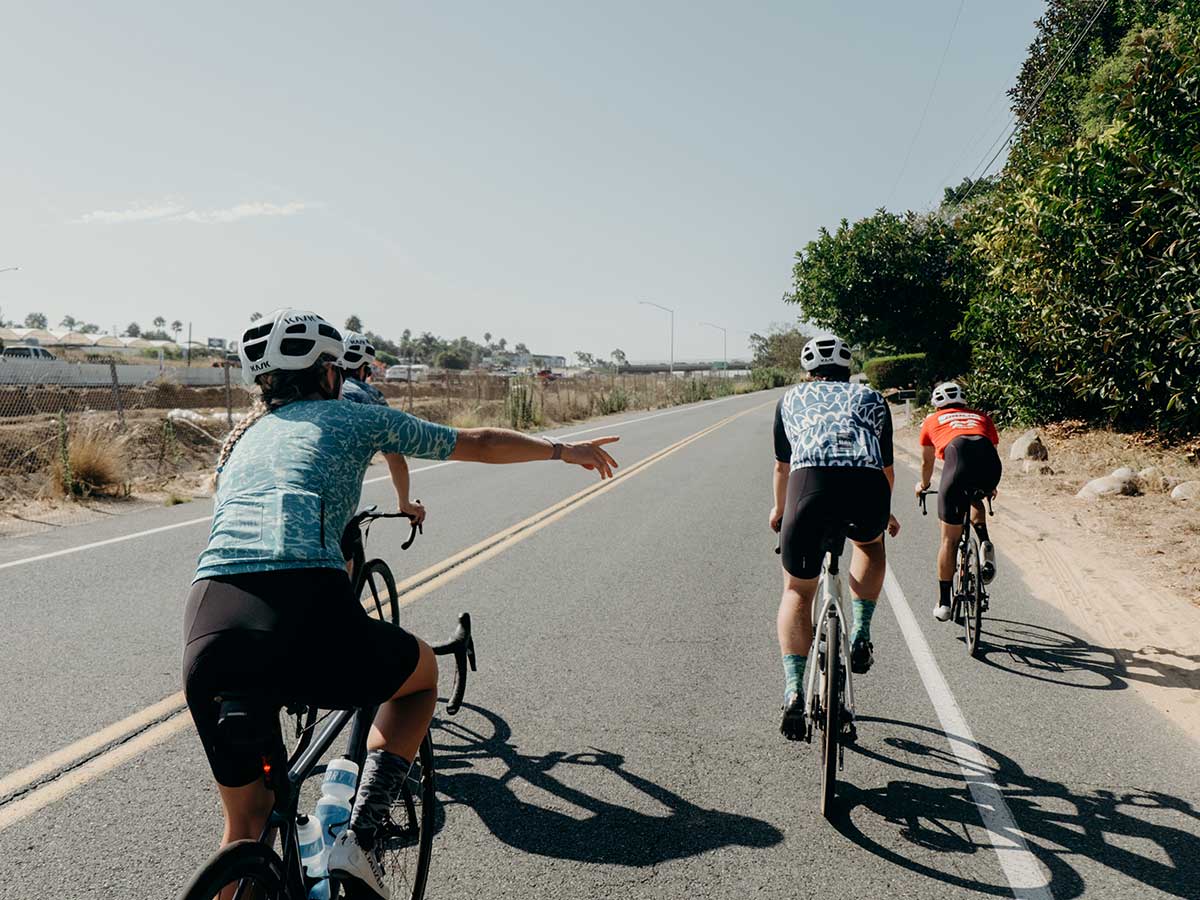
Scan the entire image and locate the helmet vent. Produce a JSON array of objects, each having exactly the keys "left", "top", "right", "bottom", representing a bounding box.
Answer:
[{"left": 279, "top": 338, "right": 316, "bottom": 357}]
